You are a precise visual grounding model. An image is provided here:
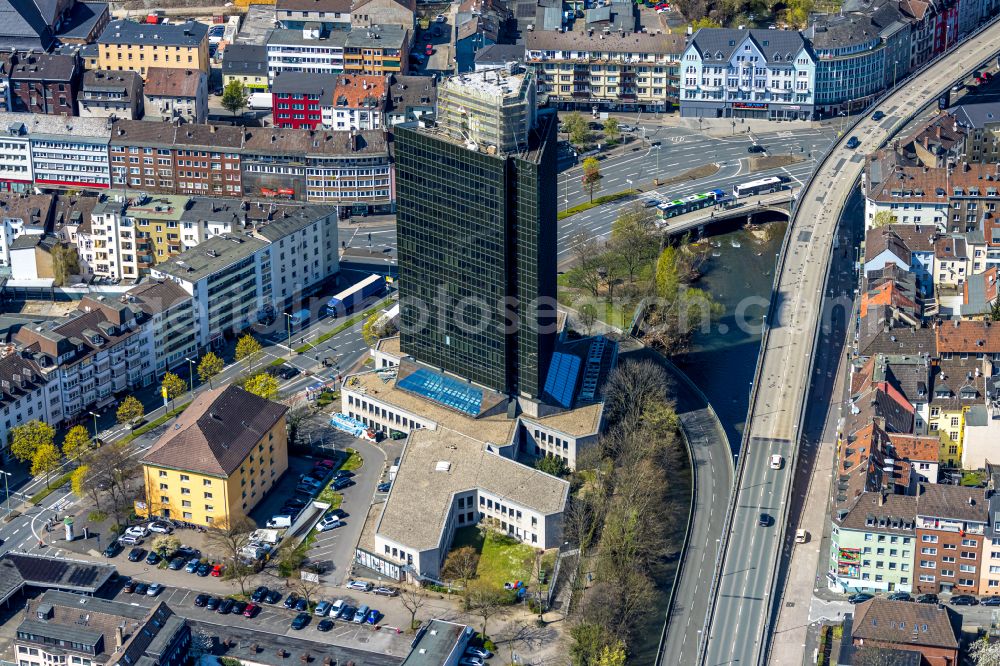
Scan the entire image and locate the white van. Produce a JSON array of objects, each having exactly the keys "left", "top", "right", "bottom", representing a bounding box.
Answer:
[
  {"left": 329, "top": 599, "right": 345, "bottom": 617},
  {"left": 266, "top": 514, "right": 292, "bottom": 528},
  {"left": 795, "top": 529, "right": 809, "bottom": 543},
  {"left": 247, "top": 92, "right": 272, "bottom": 110},
  {"left": 118, "top": 534, "right": 143, "bottom": 546}
]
